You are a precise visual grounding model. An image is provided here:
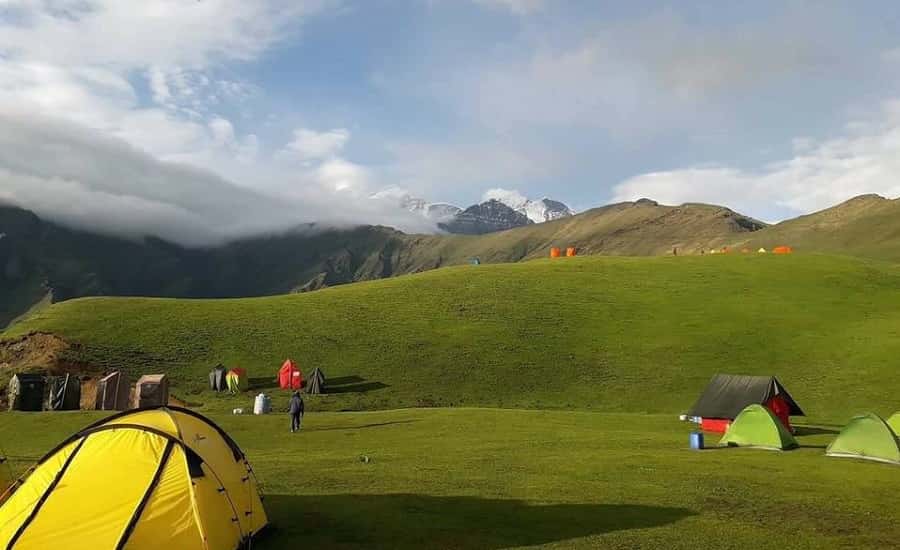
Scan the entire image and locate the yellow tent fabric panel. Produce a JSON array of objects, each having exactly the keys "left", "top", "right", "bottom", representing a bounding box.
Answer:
[
  {"left": 191, "top": 464, "right": 245, "bottom": 550},
  {"left": 104, "top": 409, "right": 180, "bottom": 439},
  {"left": 124, "top": 445, "right": 203, "bottom": 550},
  {"left": 0, "top": 441, "right": 80, "bottom": 547},
  {"left": 167, "top": 410, "right": 268, "bottom": 534},
  {"left": 12, "top": 430, "right": 166, "bottom": 550}
]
